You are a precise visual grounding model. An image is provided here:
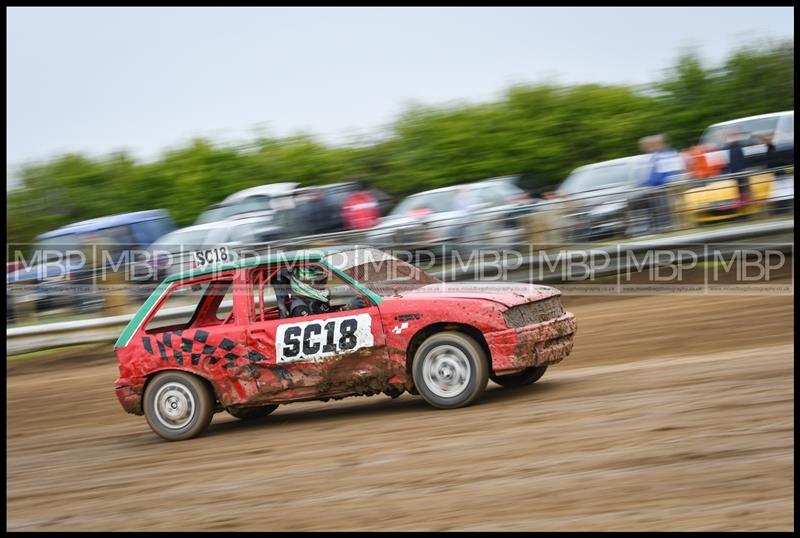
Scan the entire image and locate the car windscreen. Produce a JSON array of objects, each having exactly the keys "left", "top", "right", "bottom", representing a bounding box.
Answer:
[
  {"left": 389, "top": 191, "right": 456, "bottom": 217},
  {"left": 195, "top": 206, "right": 230, "bottom": 225},
  {"left": 233, "top": 196, "right": 273, "bottom": 216},
  {"left": 700, "top": 117, "right": 782, "bottom": 148},
  {"left": 152, "top": 229, "right": 210, "bottom": 252},
  {"left": 33, "top": 236, "right": 82, "bottom": 260},
  {"left": 558, "top": 163, "right": 630, "bottom": 195},
  {"left": 324, "top": 248, "right": 441, "bottom": 297}
]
